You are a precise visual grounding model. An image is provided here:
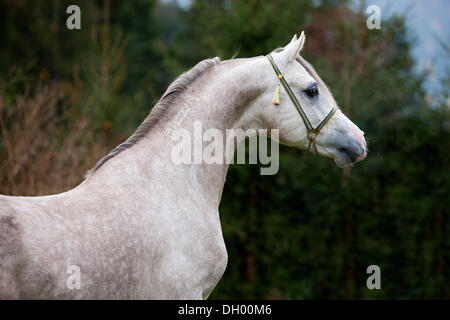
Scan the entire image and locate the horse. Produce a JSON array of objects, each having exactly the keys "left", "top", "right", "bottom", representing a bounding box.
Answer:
[{"left": 0, "top": 32, "right": 366, "bottom": 299}]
